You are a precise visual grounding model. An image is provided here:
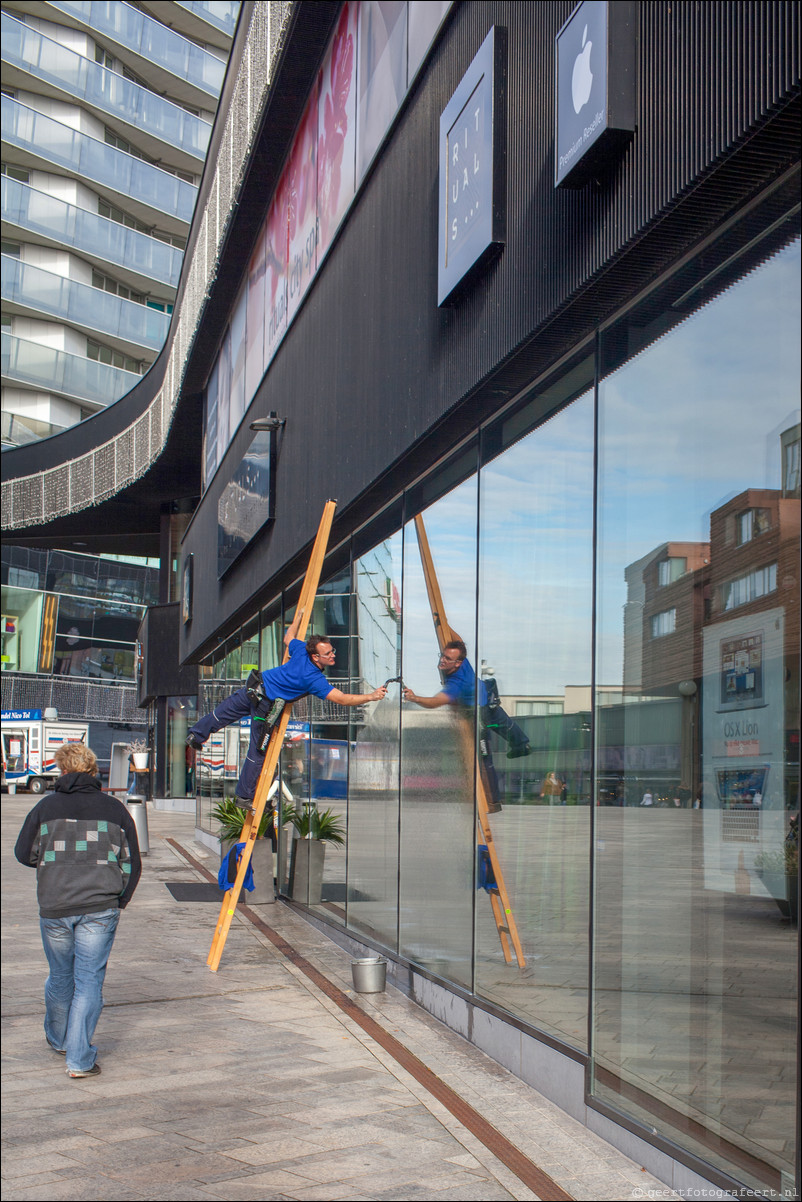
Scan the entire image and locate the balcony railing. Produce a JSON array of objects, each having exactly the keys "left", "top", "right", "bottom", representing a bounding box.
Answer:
[
  {"left": 2, "top": 97, "right": 197, "bottom": 225},
  {"left": 3, "top": 13, "right": 211, "bottom": 162},
  {"left": 48, "top": 0, "right": 227, "bottom": 97},
  {"left": 2, "top": 332, "right": 141, "bottom": 409},
  {"left": 2, "top": 177, "right": 182, "bottom": 290},
  {"left": 2, "top": 256, "right": 170, "bottom": 353},
  {"left": 175, "top": 1, "right": 241, "bottom": 39}
]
